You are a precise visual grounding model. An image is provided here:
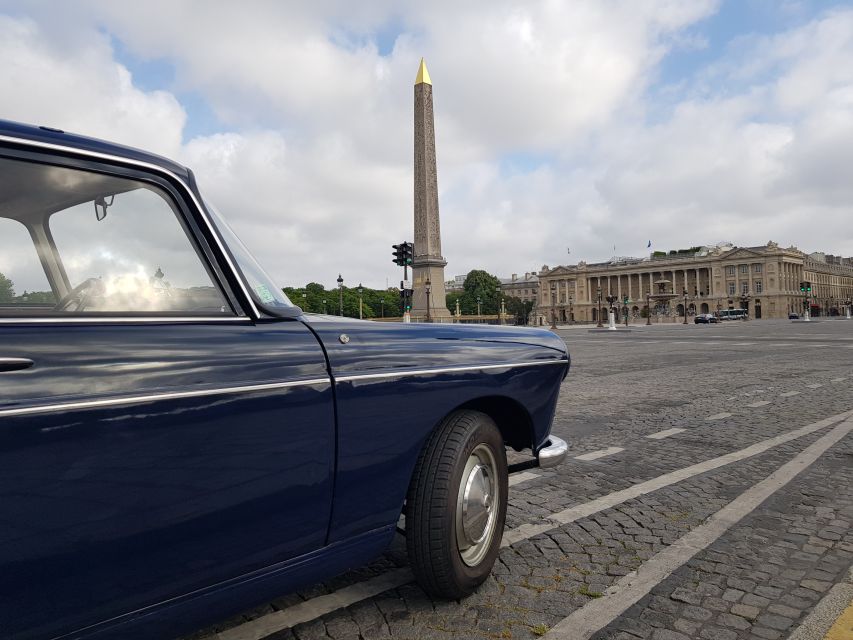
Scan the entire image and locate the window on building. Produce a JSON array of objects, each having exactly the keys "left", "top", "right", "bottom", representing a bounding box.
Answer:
[
  {"left": 754, "top": 264, "right": 762, "bottom": 273},
  {"left": 742, "top": 282, "right": 749, "bottom": 295},
  {"left": 740, "top": 265, "right": 748, "bottom": 274},
  {"left": 728, "top": 283, "right": 736, "bottom": 296},
  {"left": 755, "top": 280, "right": 763, "bottom": 293},
  {"left": 726, "top": 266, "right": 735, "bottom": 276}
]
